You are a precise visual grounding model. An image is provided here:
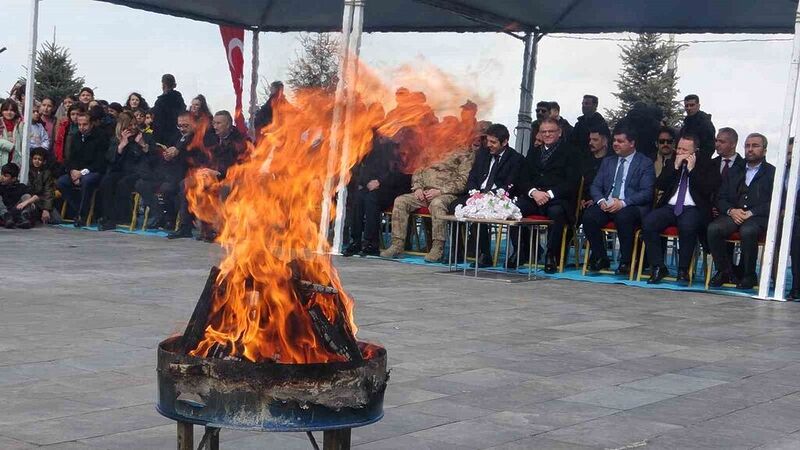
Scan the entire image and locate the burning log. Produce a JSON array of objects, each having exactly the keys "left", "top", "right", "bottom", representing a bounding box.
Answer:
[
  {"left": 294, "top": 279, "right": 363, "bottom": 363},
  {"left": 180, "top": 267, "right": 222, "bottom": 354}
]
